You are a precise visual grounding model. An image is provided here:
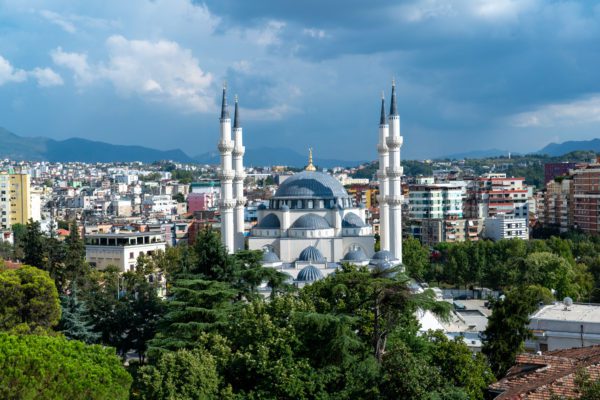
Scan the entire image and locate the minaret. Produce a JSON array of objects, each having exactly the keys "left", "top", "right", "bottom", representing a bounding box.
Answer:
[
  {"left": 218, "top": 85, "right": 235, "bottom": 253},
  {"left": 232, "top": 95, "right": 246, "bottom": 251},
  {"left": 305, "top": 148, "right": 316, "bottom": 171},
  {"left": 386, "top": 80, "right": 403, "bottom": 262},
  {"left": 377, "top": 92, "right": 390, "bottom": 252}
]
